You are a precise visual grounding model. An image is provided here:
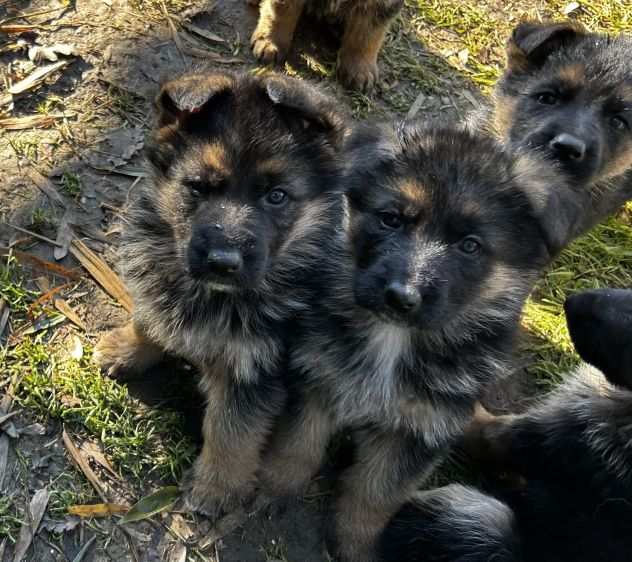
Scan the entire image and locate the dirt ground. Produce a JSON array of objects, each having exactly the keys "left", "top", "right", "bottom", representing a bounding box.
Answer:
[{"left": 0, "top": 0, "right": 608, "bottom": 560}]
